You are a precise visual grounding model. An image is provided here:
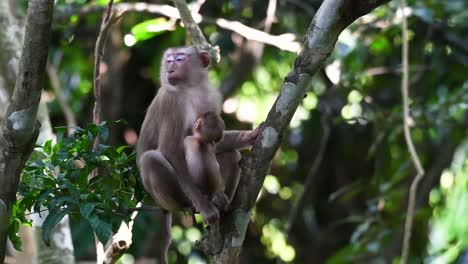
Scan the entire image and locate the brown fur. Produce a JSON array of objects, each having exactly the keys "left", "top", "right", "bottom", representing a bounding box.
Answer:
[
  {"left": 137, "top": 46, "right": 262, "bottom": 263},
  {"left": 194, "top": 111, "right": 225, "bottom": 143},
  {"left": 185, "top": 112, "right": 229, "bottom": 211}
]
